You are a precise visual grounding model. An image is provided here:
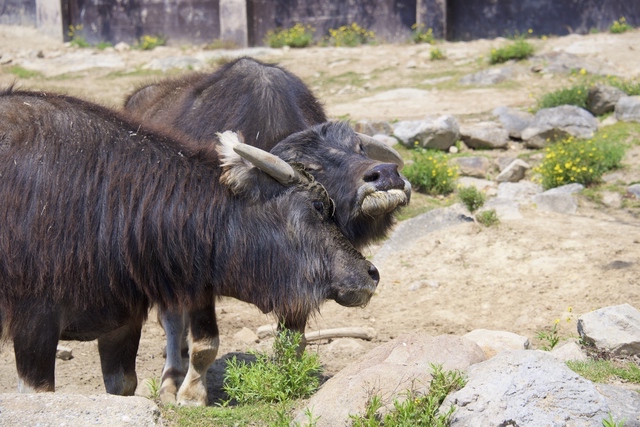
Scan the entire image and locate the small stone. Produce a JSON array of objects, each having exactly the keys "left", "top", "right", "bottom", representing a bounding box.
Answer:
[
  {"left": 56, "top": 345, "right": 73, "bottom": 361},
  {"left": 234, "top": 327, "right": 259, "bottom": 344}
]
